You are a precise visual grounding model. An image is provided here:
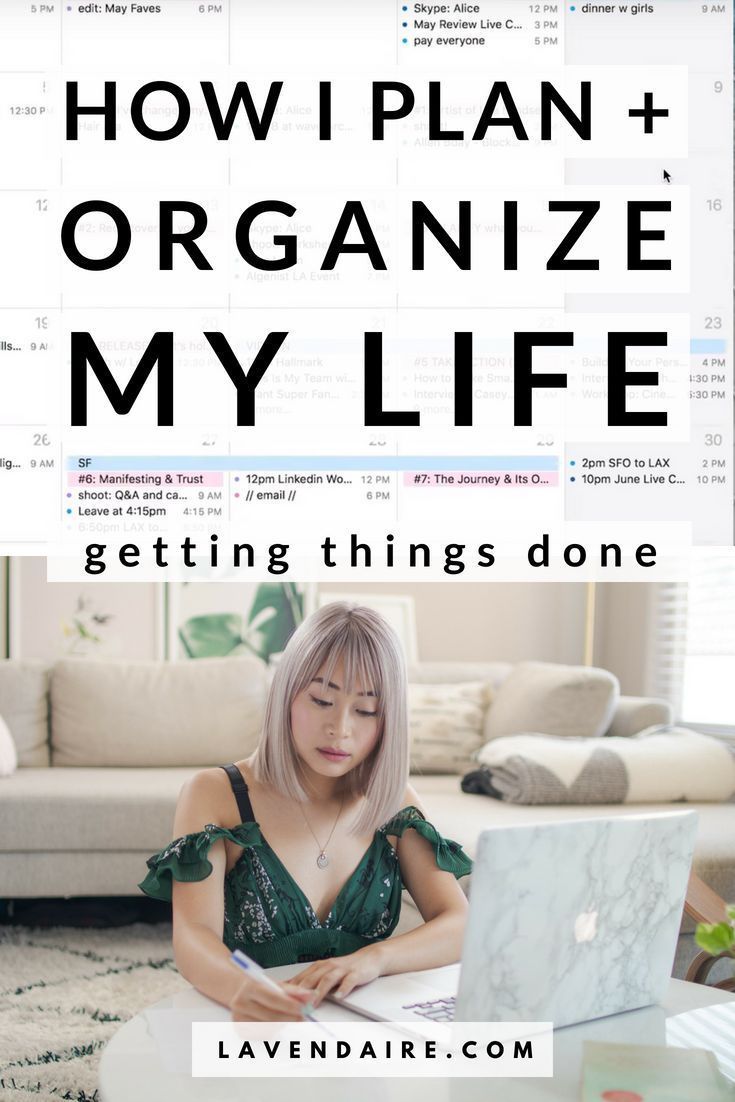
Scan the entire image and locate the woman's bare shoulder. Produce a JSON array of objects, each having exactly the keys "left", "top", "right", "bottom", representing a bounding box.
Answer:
[
  {"left": 173, "top": 767, "right": 236, "bottom": 835},
  {"left": 401, "top": 782, "right": 426, "bottom": 813}
]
